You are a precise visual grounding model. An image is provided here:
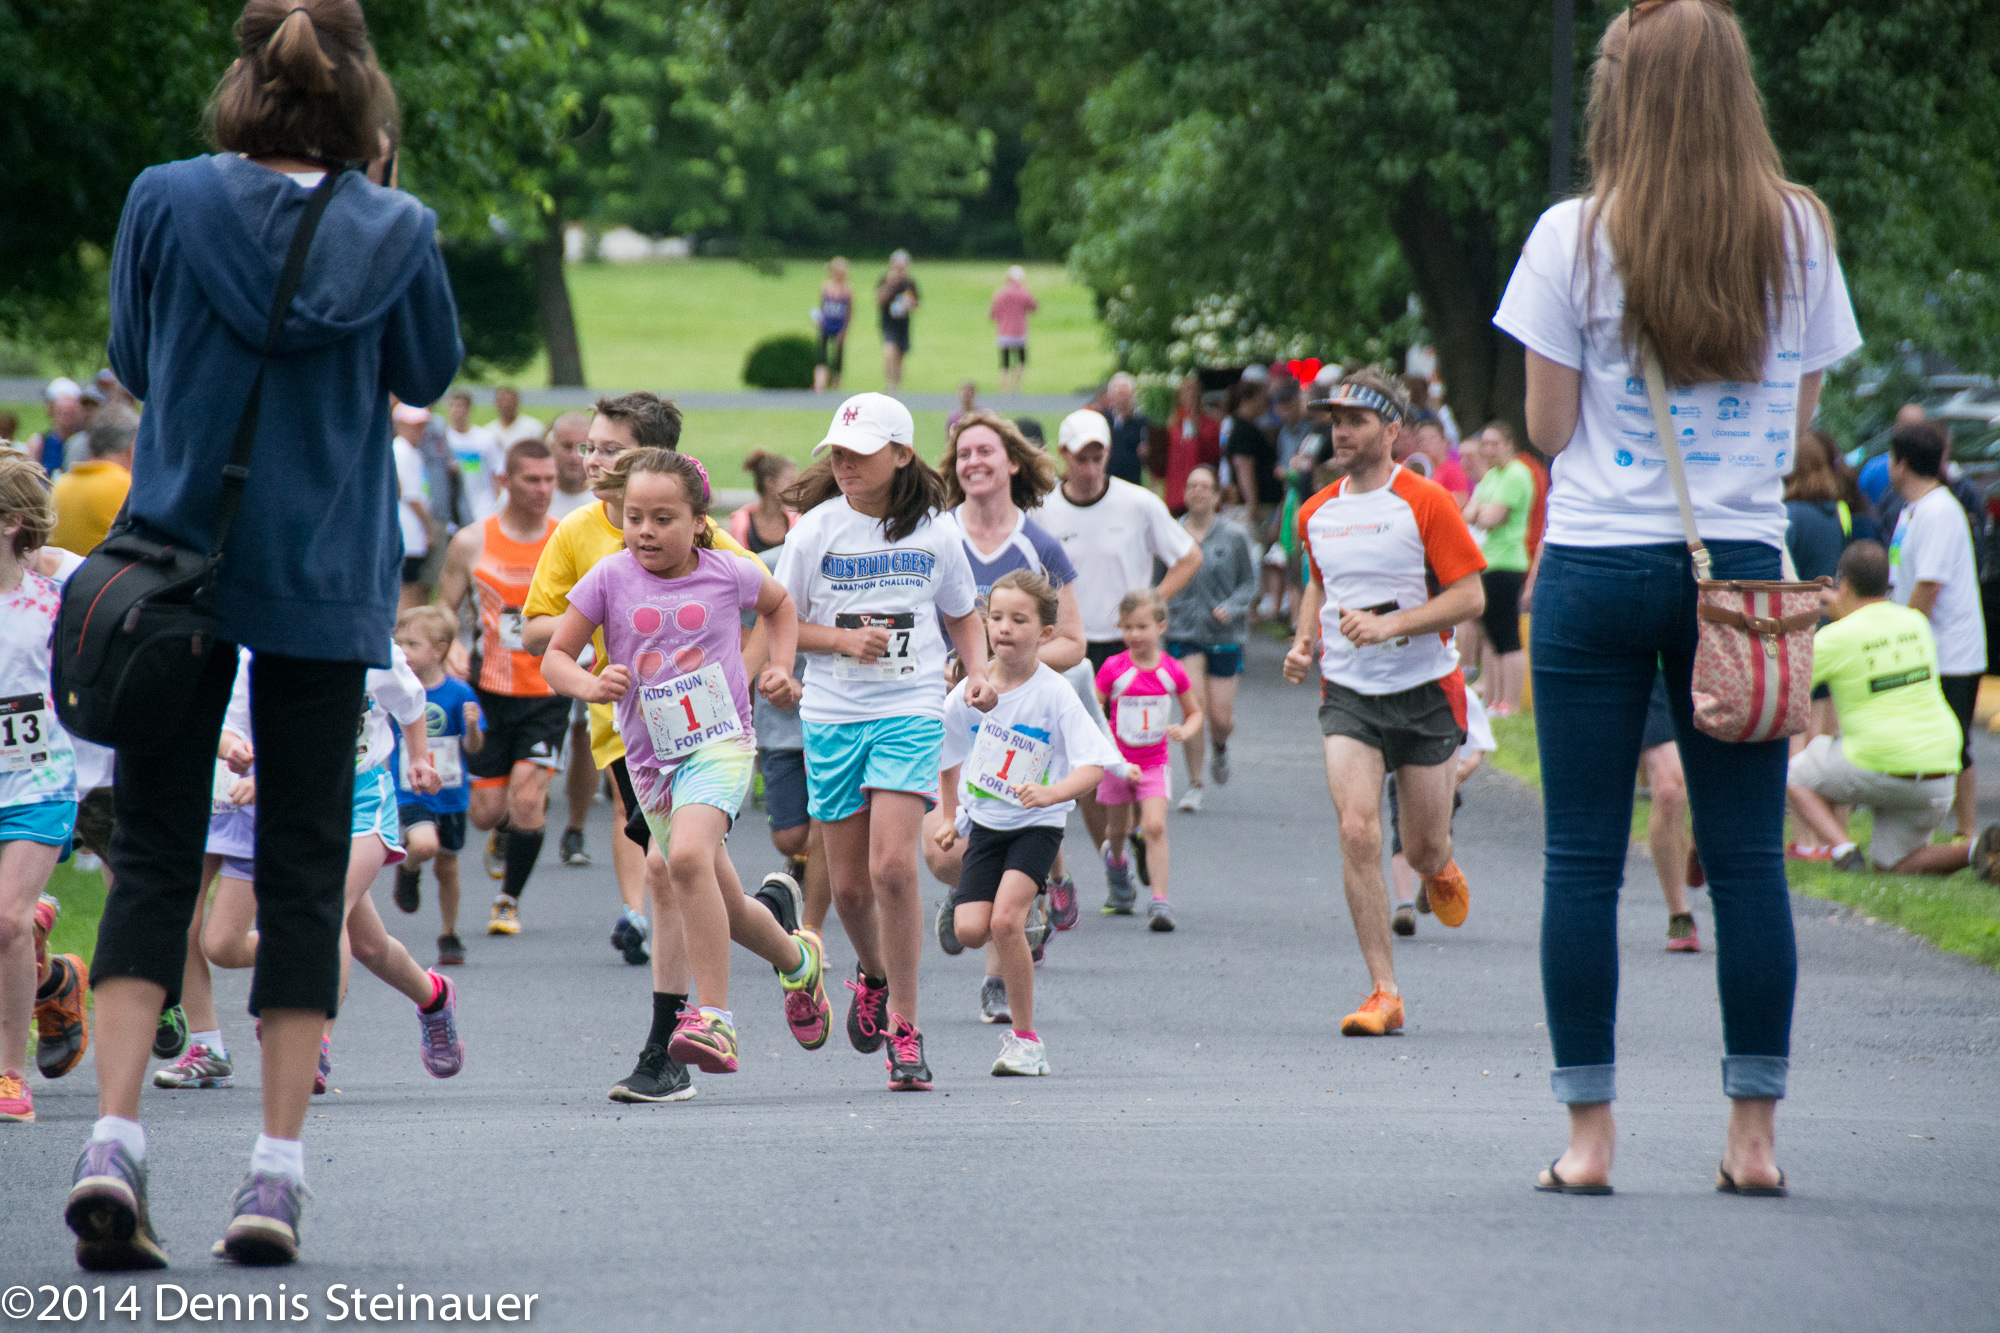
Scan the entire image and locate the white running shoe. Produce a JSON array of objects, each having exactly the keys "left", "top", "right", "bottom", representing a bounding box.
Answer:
[
  {"left": 1177, "top": 785, "right": 1203, "bottom": 813},
  {"left": 1211, "top": 747, "right": 1230, "bottom": 785},
  {"left": 991, "top": 1031, "right": 1049, "bottom": 1076}
]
